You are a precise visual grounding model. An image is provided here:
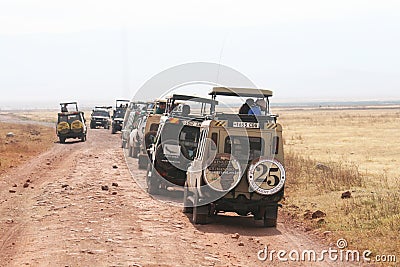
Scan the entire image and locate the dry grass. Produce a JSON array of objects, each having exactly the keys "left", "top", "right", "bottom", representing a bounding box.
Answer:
[
  {"left": 277, "top": 107, "right": 400, "bottom": 255},
  {"left": 0, "top": 109, "right": 92, "bottom": 124},
  {"left": 0, "top": 122, "right": 55, "bottom": 175}
]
